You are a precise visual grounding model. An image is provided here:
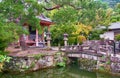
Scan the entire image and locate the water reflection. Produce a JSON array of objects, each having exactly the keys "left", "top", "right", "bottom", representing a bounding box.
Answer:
[{"left": 0, "top": 64, "right": 120, "bottom": 78}]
